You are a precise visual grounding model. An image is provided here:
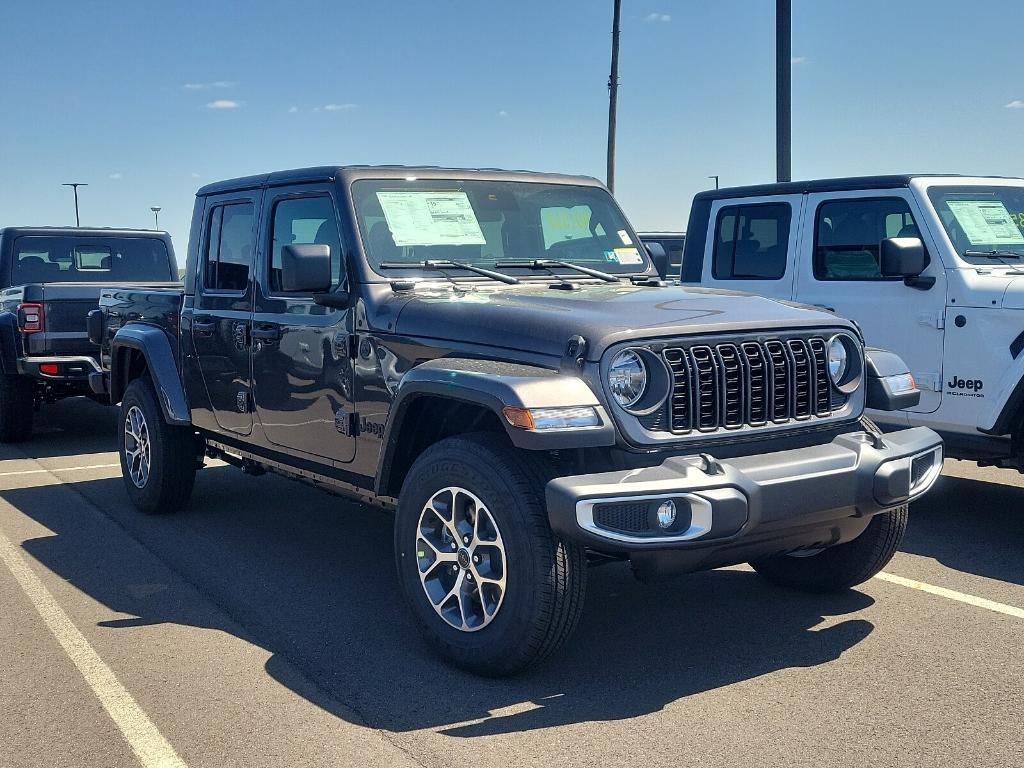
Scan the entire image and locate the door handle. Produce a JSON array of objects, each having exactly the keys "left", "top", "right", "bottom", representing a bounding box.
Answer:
[
  {"left": 193, "top": 318, "right": 216, "bottom": 337},
  {"left": 251, "top": 326, "right": 280, "bottom": 342}
]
